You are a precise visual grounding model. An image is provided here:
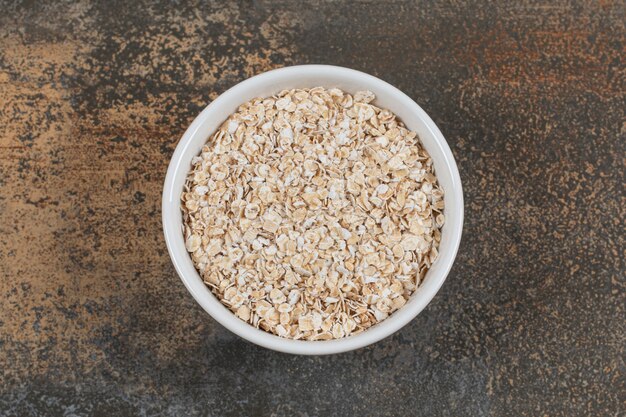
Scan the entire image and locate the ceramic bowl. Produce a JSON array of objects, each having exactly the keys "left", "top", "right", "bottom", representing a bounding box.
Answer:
[{"left": 162, "top": 65, "right": 463, "bottom": 355}]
